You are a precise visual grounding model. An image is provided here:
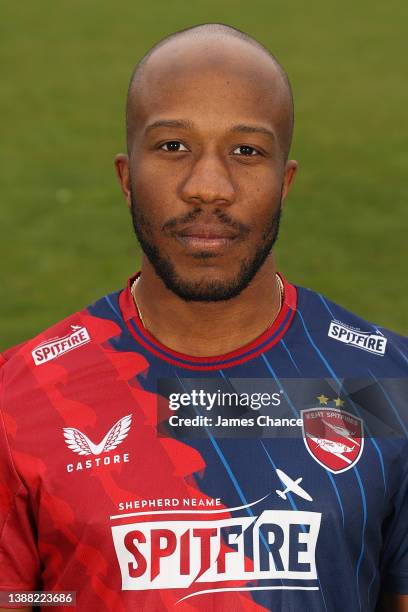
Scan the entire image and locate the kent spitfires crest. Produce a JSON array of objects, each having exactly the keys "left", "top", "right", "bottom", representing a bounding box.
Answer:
[{"left": 301, "top": 395, "right": 364, "bottom": 473}]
